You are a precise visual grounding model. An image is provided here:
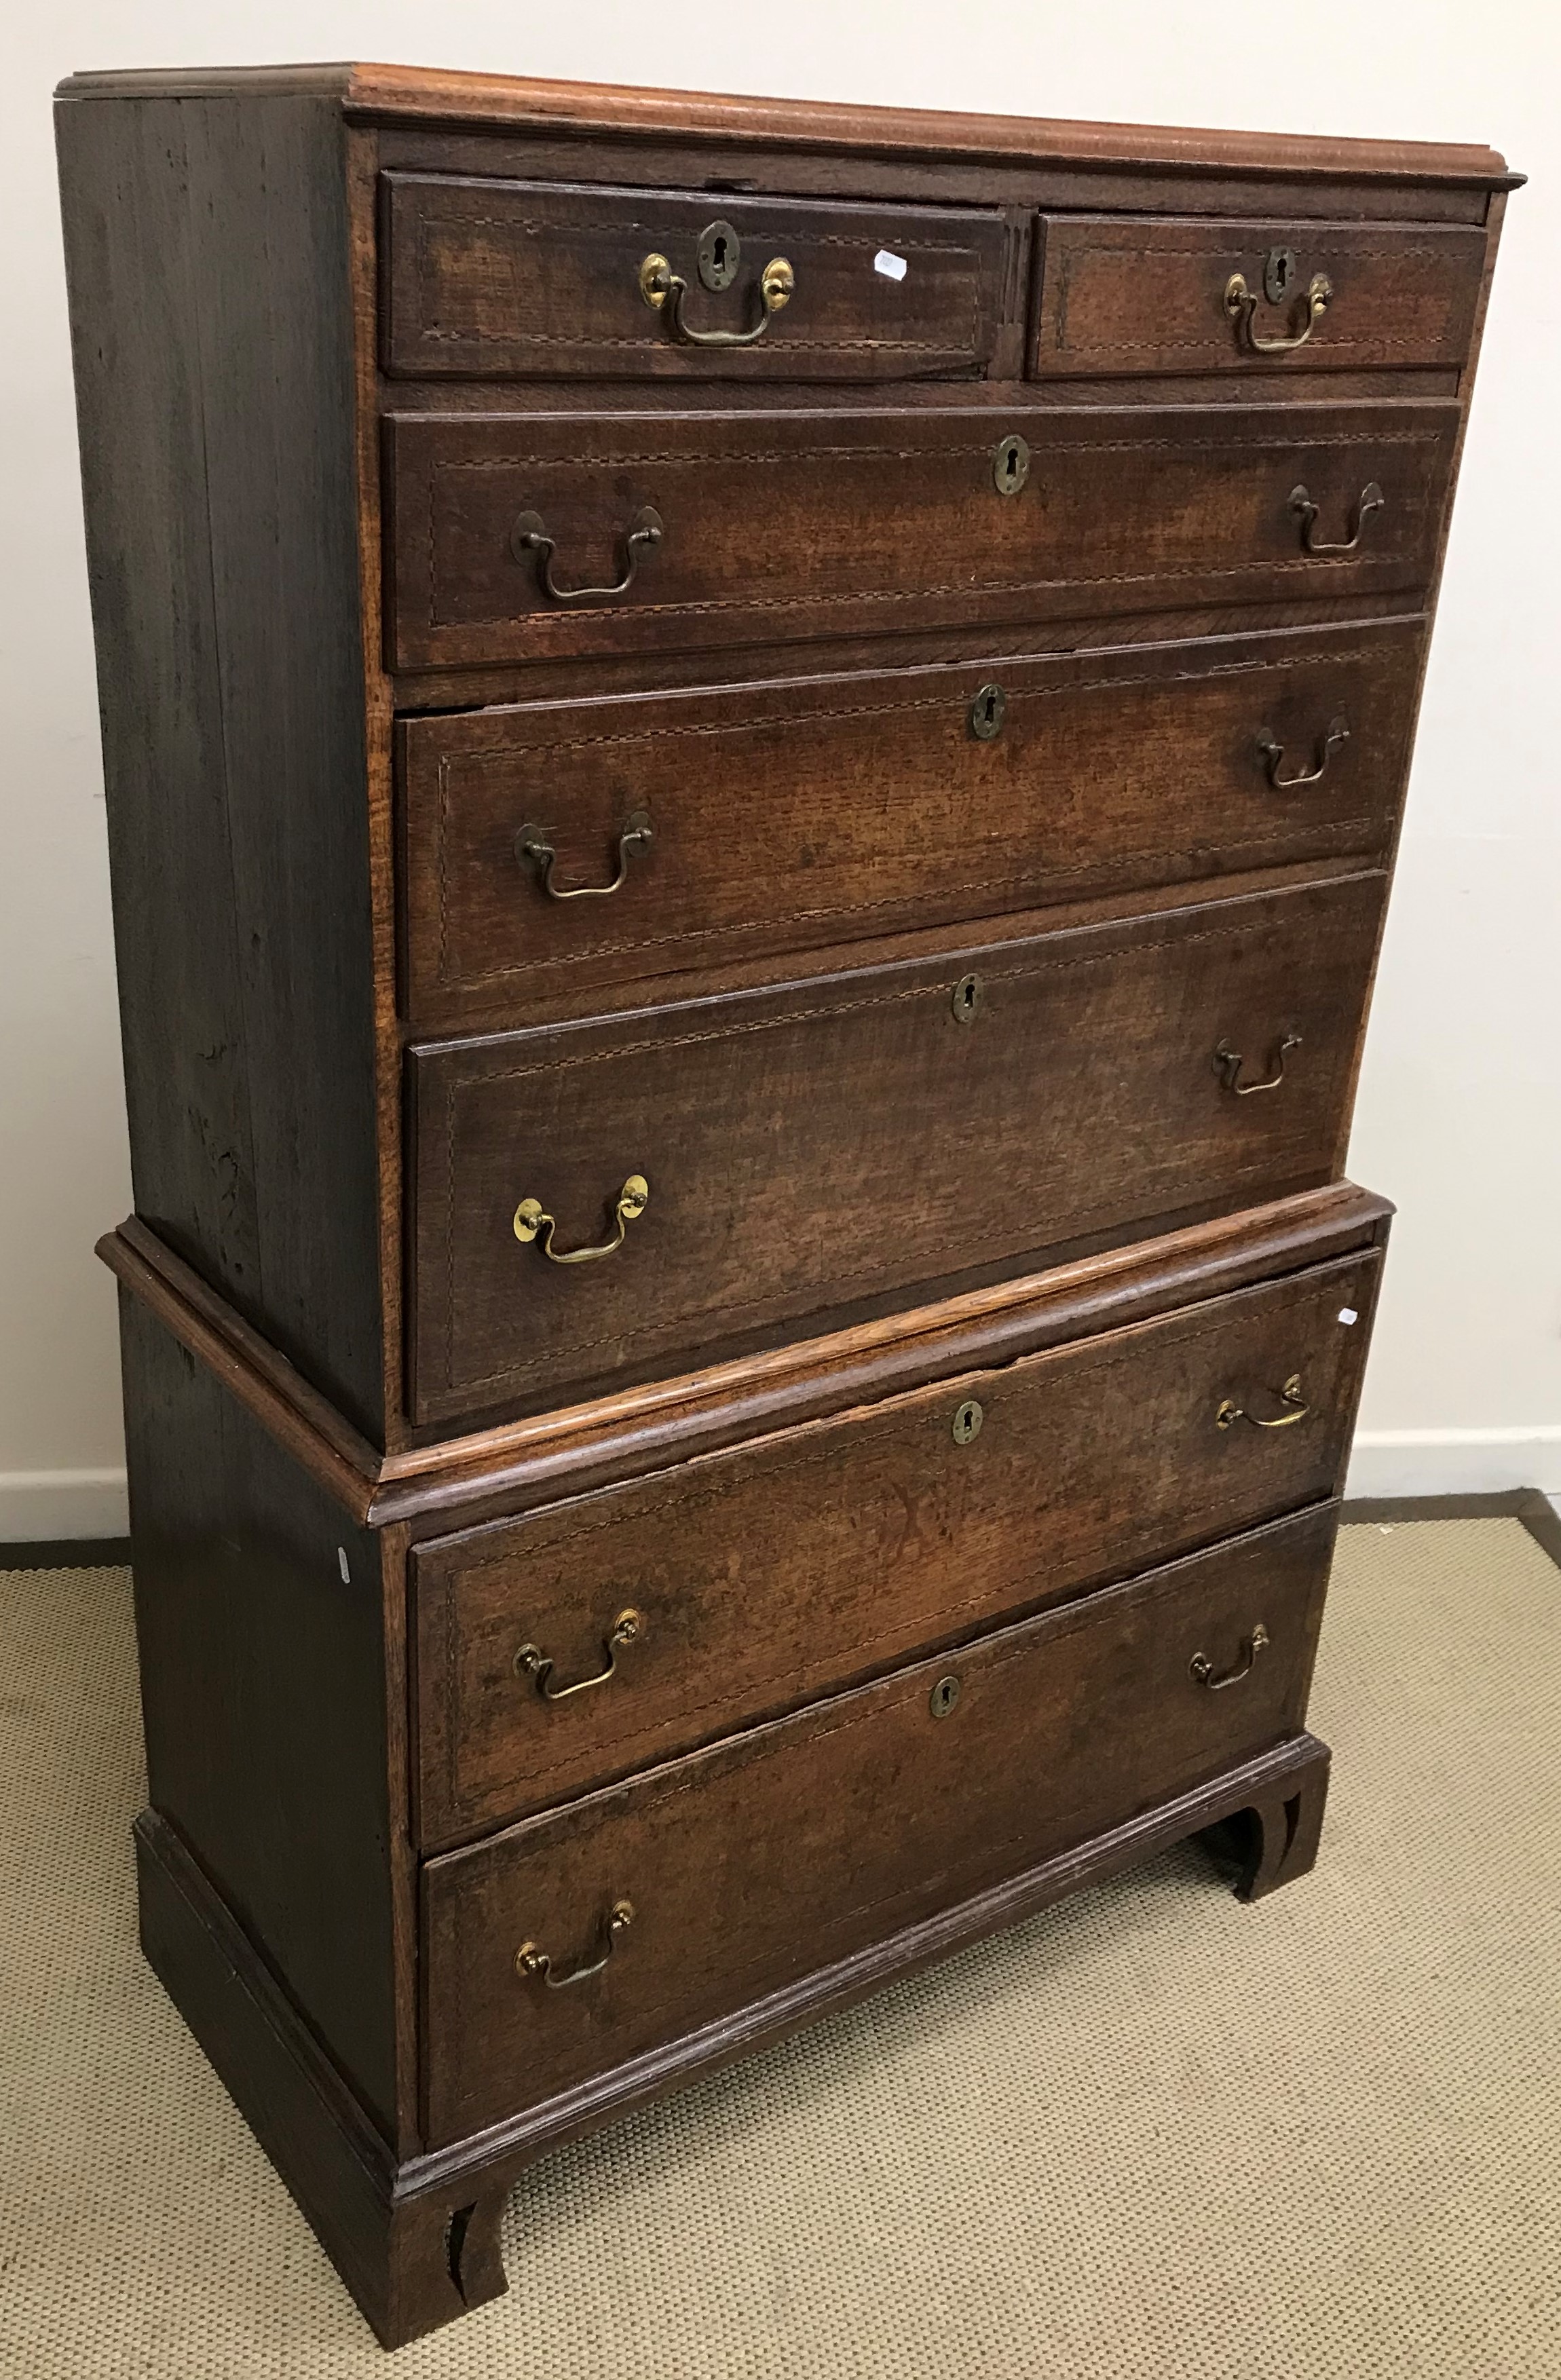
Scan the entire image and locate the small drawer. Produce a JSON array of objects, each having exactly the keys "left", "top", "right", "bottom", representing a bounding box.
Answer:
[
  {"left": 400, "top": 617, "right": 1424, "bottom": 1019},
  {"left": 413, "top": 1243, "right": 1378, "bottom": 1847},
  {"left": 407, "top": 870, "right": 1384, "bottom": 1428},
  {"left": 383, "top": 398, "right": 1459, "bottom": 674},
  {"left": 1032, "top": 214, "right": 1486, "bottom": 379},
  {"left": 381, "top": 173, "right": 1012, "bottom": 382},
  {"left": 421, "top": 1501, "right": 1336, "bottom": 2145}
]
